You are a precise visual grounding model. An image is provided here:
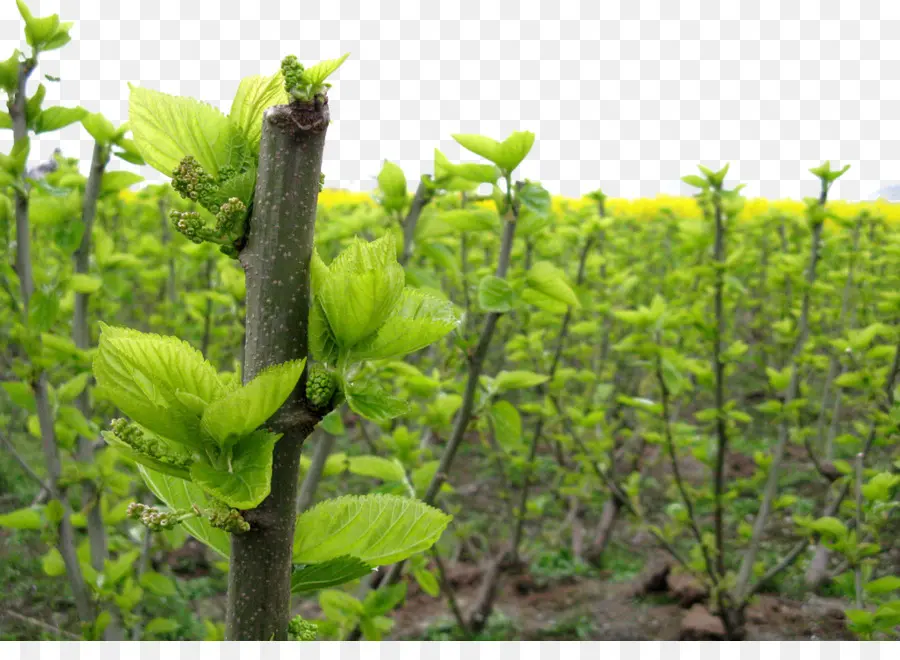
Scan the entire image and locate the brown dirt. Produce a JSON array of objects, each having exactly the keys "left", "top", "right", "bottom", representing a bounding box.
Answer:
[{"left": 388, "top": 563, "right": 852, "bottom": 641}]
